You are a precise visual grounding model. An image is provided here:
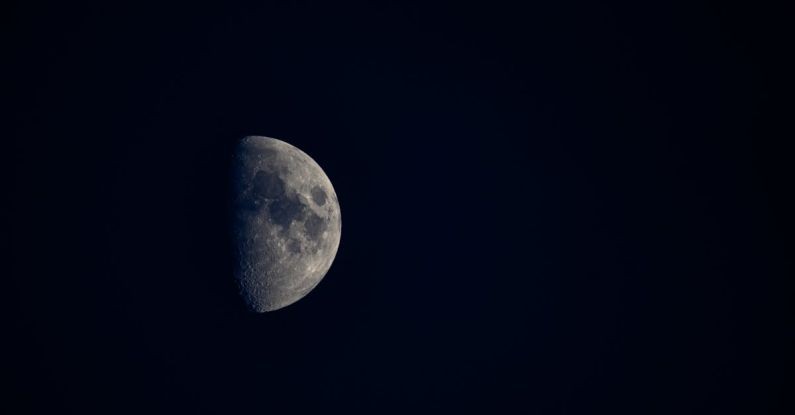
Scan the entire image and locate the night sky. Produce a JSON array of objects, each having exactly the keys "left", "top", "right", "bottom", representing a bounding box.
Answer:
[{"left": 7, "top": 1, "right": 791, "bottom": 413}]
